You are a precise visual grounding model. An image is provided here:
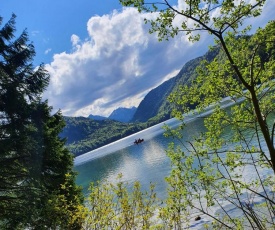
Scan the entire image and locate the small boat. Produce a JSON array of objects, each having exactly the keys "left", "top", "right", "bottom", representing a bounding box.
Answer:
[{"left": 134, "top": 138, "right": 144, "bottom": 145}]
